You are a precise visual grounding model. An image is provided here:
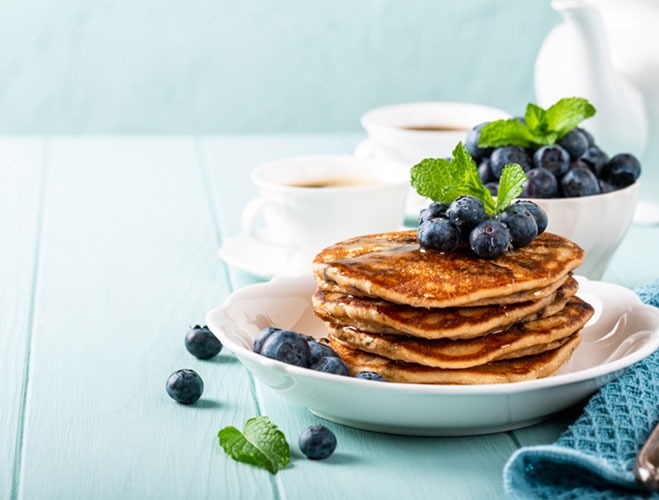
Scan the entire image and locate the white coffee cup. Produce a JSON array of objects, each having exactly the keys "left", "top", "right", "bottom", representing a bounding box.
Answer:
[
  {"left": 361, "top": 101, "right": 511, "bottom": 165},
  {"left": 241, "top": 155, "right": 409, "bottom": 263}
]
